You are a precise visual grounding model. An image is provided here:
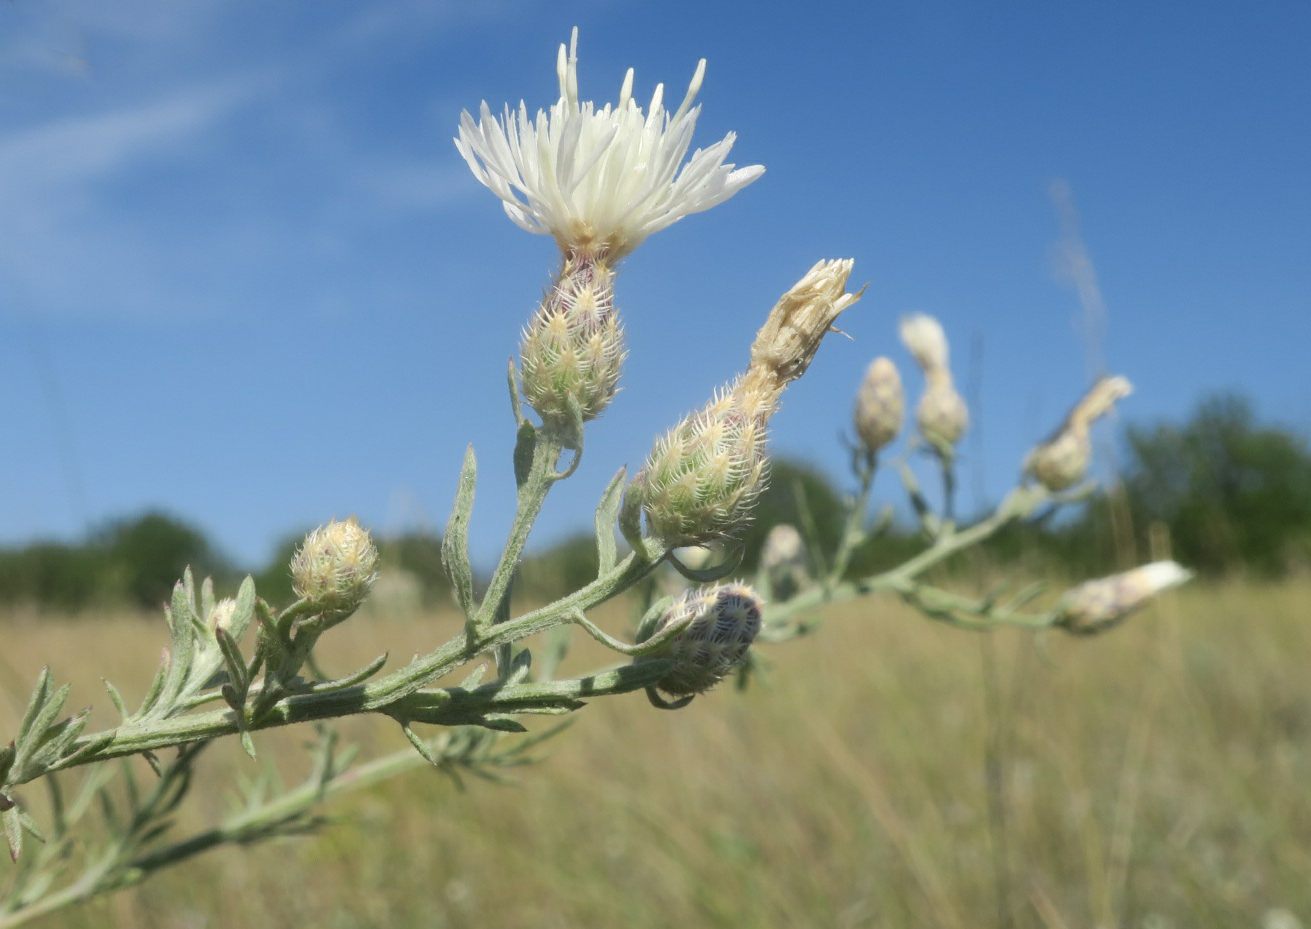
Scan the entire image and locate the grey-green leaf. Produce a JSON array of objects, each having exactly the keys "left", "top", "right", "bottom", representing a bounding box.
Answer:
[
  {"left": 594, "top": 466, "right": 626, "bottom": 576},
  {"left": 441, "top": 445, "right": 477, "bottom": 619}
]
